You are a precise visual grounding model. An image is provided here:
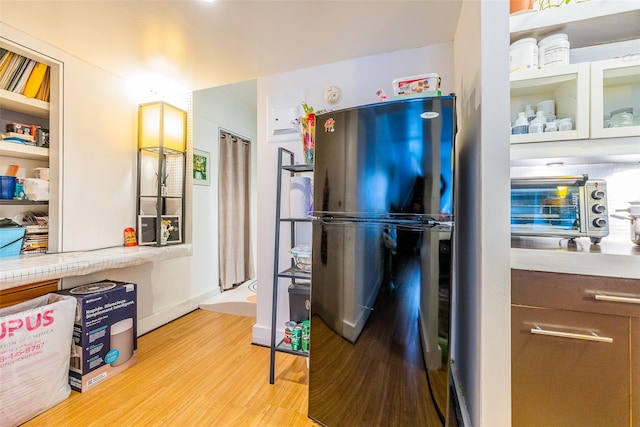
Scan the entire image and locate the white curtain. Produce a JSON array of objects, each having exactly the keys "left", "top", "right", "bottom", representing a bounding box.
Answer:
[{"left": 218, "top": 131, "right": 254, "bottom": 290}]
